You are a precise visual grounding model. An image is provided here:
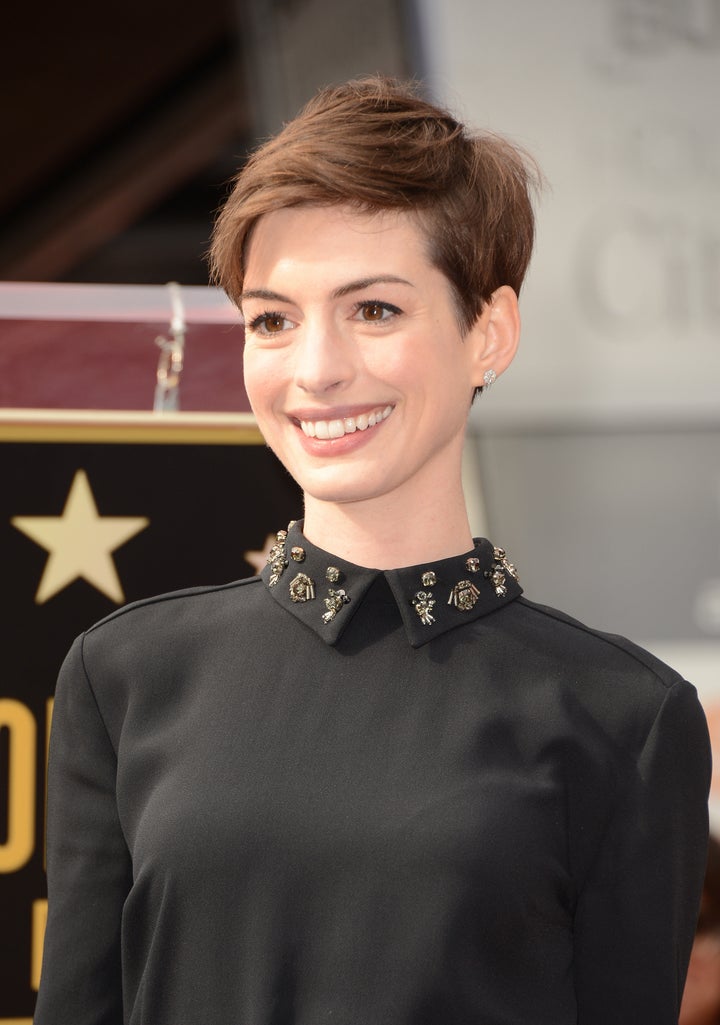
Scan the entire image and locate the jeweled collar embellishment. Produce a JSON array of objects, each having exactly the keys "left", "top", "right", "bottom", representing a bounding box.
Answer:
[
  {"left": 289, "top": 572, "right": 315, "bottom": 602},
  {"left": 410, "top": 550, "right": 519, "bottom": 625},
  {"left": 262, "top": 522, "right": 522, "bottom": 647},
  {"left": 448, "top": 580, "right": 480, "bottom": 610},
  {"left": 266, "top": 523, "right": 353, "bottom": 623},
  {"left": 267, "top": 529, "right": 289, "bottom": 587},
  {"left": 485, "top": 546, "right": 519, "bottom": 598},
  {"left": 322, "top": 588, "right": 351, "bottom": 624},
  {"left": 412, "top": 590, "right": 436, "bottom": 625}
]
